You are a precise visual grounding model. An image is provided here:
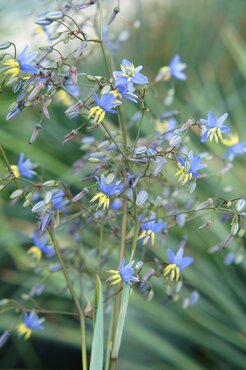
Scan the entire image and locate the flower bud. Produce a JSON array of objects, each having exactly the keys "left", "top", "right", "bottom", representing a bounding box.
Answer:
[
  {"left": 46, "top": 11, "right": 64, "bottom": 21},
  {"left": 169, "top": 134, "right": 181, "bottom": 147},
  {"left": 235, "top": 199, "right": 245, "bottom": 212},
  {"left": 0, "top": 41, "right": 11, "bottom": 49},
  {"left": 189, "top": 291, "right": 200, "bottom": 305},
  {"left": 101, "top": 85, "right": 111, "bottom": 95},
  {"left": 43, "top": 180, "right": 56, "bottom": 187},
  {"left": 136, "top": 190, "right": 149, "bottom": 206},
  {"left": 29, "top": 124, "right": 42, "bottom": 144},
  {"left": 44, "top": 191, "right": 52, "bottom": 205},
  {"left": 35, "top": 17, "right": 52, "bottom": 25},
  {"left": 71, "top": 188, "right": 89, "bottom": 202},
  {"left": 231, "top": 222, "right": 239, "bottom": 236},
  {"left": 32, "top": 201, "right": 45, "bottom": 213},
  {"left": 238, "top": 228, "right": 245, "bottom": 238},
  {"left": 10, "top": 189, "right": 23, "bottom": 199}
]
